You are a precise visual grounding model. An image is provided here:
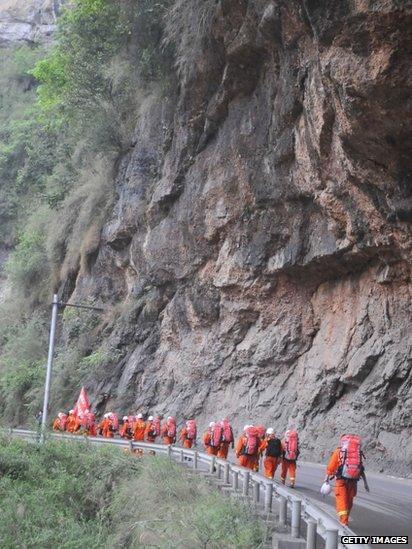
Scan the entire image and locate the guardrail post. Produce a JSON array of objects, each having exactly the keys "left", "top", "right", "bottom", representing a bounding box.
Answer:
[
  {"left": 232, "top": 470, "right": 239, "bottom": 491},
  {"left": 167, "top": 445, "right": 172, "bottom": 459},
  {"left": 279, "top": 495, "right": 287, "bottom": 526},
  {"left": 180, "top": 449, "right": 184, "bottom": 462},
  {"left": 224, "top": 463, "right": 230, "bottom": 484},
  {"left": 253, "top": 481, "right": 260, "bottom": 504},
  {"left": 193, "top": 450, "right": 198, "bottom": 470},
  {"left": 209, "top": 456, "right": 216, "bottom": 474},
  {"left": 325, "top": 529, "right": 338, "bottom": 549},
  {"left": 306, "top": 519, "right": 317, "bottom": 549},
  {"left": 217, "top": 462, "right": 222, "bottom": 479},
  {"left": 129, "top": 440, "right": 133, "bottom": 453},
  {"left": 291, "top": 498, "right": 301, "bottom": 538},
  {"left": 264, "top": 481, "right": 273, "bottom": 512},
  {"left": 242, "top": 470, "right": 250, "bottom": 496}
]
